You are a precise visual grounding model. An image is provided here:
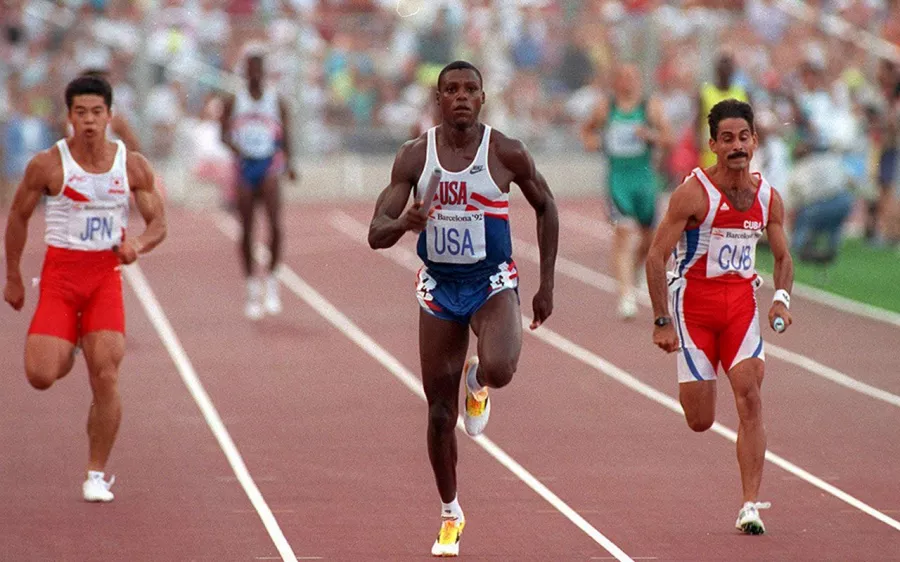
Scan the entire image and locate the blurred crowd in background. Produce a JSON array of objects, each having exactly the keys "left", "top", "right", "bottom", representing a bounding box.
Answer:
[{"left": 2, "top": 0, "right": 900, "bottom": 254}]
